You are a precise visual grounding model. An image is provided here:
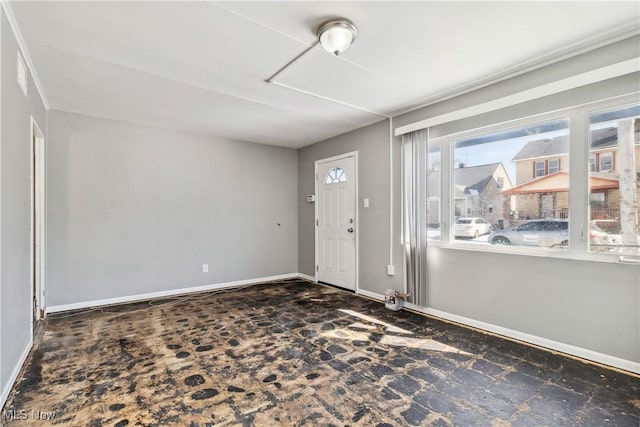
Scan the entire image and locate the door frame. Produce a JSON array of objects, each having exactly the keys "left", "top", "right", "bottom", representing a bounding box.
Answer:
[
  {"left": 314, "top": 151, "right": 359, "bottom": 293},
  {"left": 30, "top": 116, "right": 45, "bottom": 324}
]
